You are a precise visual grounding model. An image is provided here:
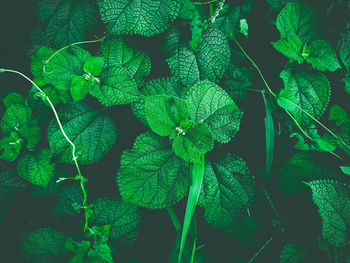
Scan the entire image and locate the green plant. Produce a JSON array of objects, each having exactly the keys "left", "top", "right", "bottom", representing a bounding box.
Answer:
[{"left": 1, "top": 0, "right": 350, "bottom": 262}]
